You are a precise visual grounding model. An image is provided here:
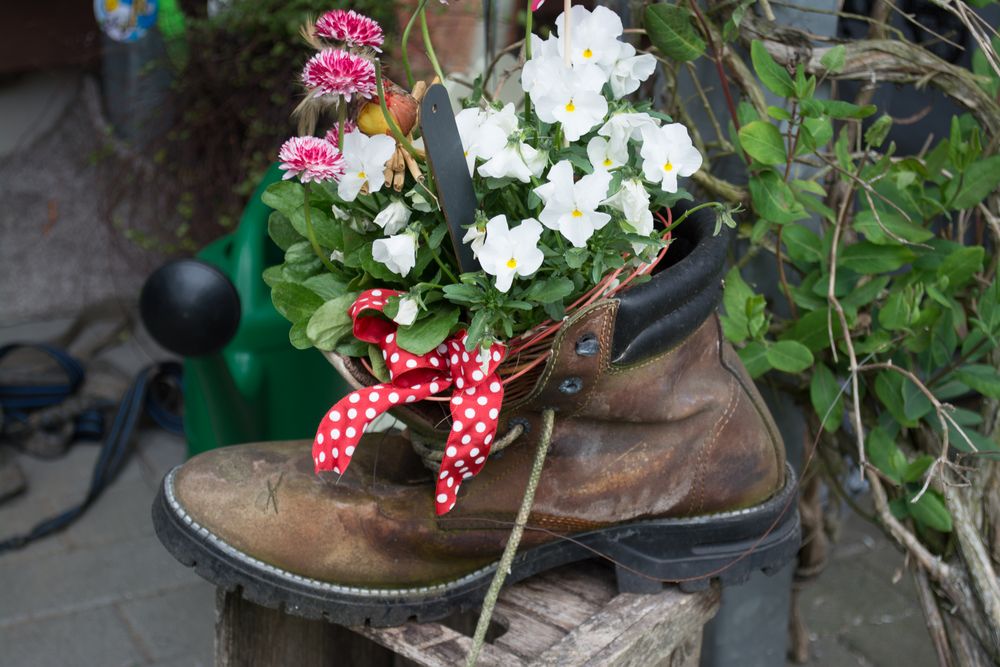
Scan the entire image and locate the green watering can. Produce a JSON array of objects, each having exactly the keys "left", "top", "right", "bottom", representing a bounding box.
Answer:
[{"left": 140, "top": 164, "right": 350, "bottom": 457}]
